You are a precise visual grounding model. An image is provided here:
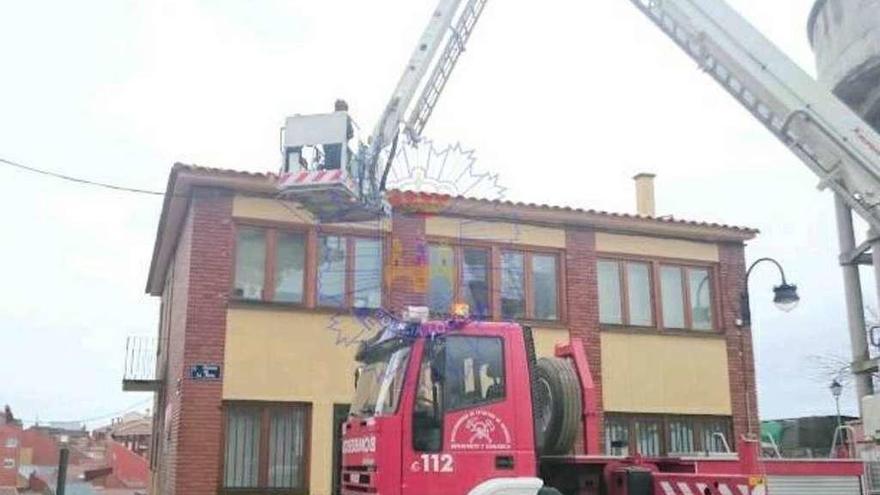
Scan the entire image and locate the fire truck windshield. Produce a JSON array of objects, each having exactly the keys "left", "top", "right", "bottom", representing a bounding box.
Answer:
[{"left": 350, "top": 343, "right": 411, "bottom": 418}]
